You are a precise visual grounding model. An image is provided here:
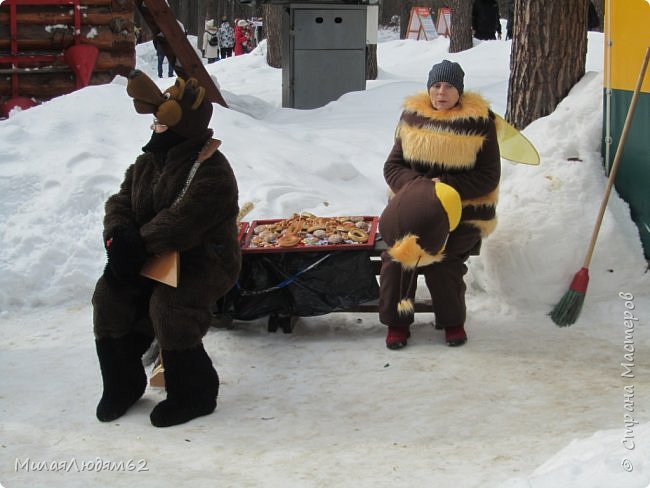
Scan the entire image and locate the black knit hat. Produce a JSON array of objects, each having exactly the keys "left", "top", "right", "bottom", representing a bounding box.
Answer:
[
  {"left": 427, "top": 60, "right": 465, "bottom": 95},
  {"left": 379, "top": 178, "right": 461, "bottom": 316}
]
